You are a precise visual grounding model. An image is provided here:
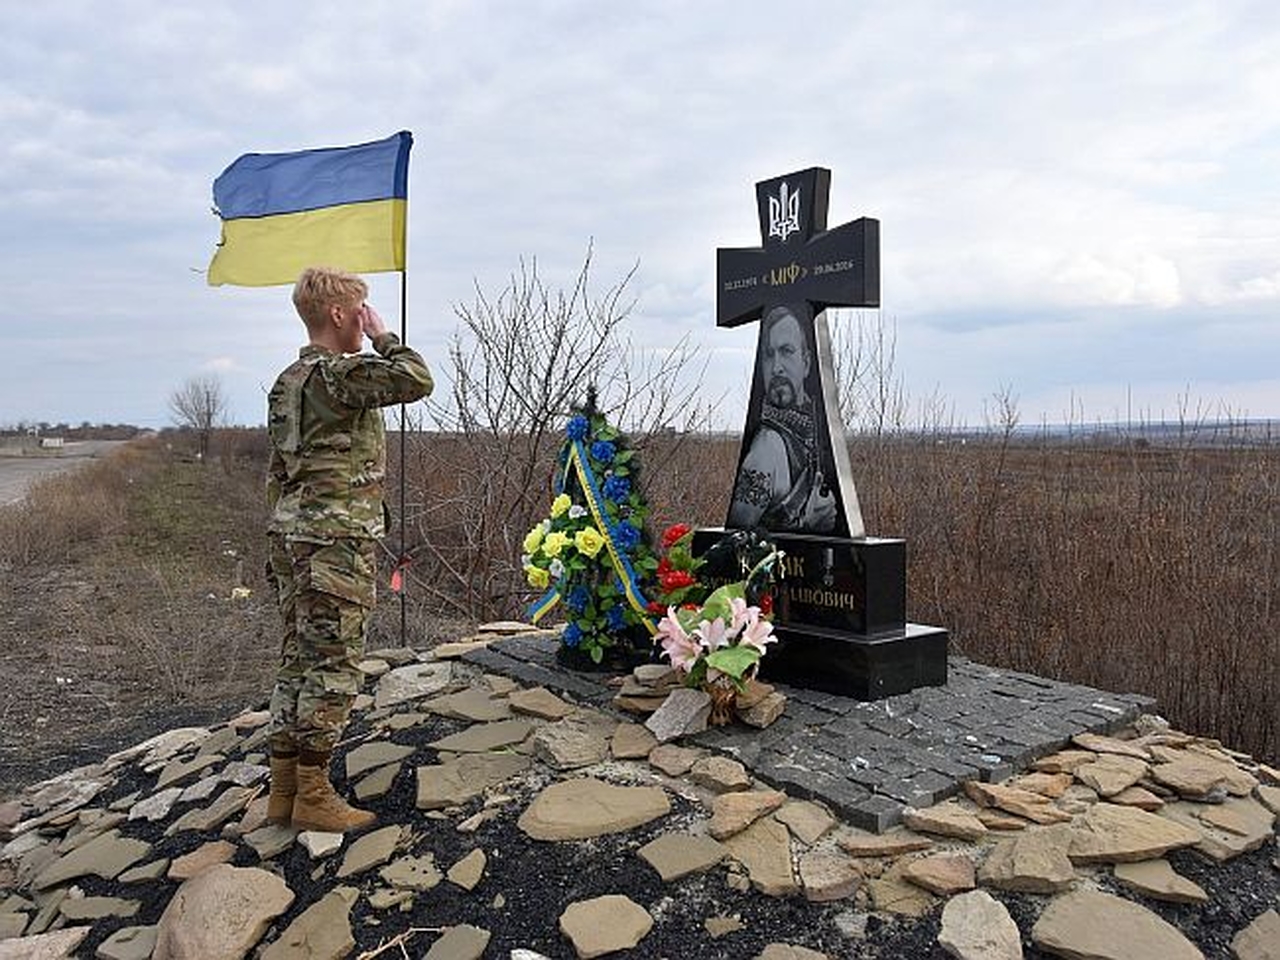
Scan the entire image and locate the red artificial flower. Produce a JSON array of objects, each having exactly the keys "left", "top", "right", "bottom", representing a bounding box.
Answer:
[
  {"left": 656, "top": 557, "right": 672, "bottom": 577},
  {"left": 659, "top": 569, "right": 696, "bottom": 592},
  {"left": 758, "top": 593, "right": 774, "bottom": 616},
  {"left": 661, "top": 523, "right": 692, "bottom": 549},
  {"left": 646, "top": 600, "right": 666, "bottom": 614}
]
